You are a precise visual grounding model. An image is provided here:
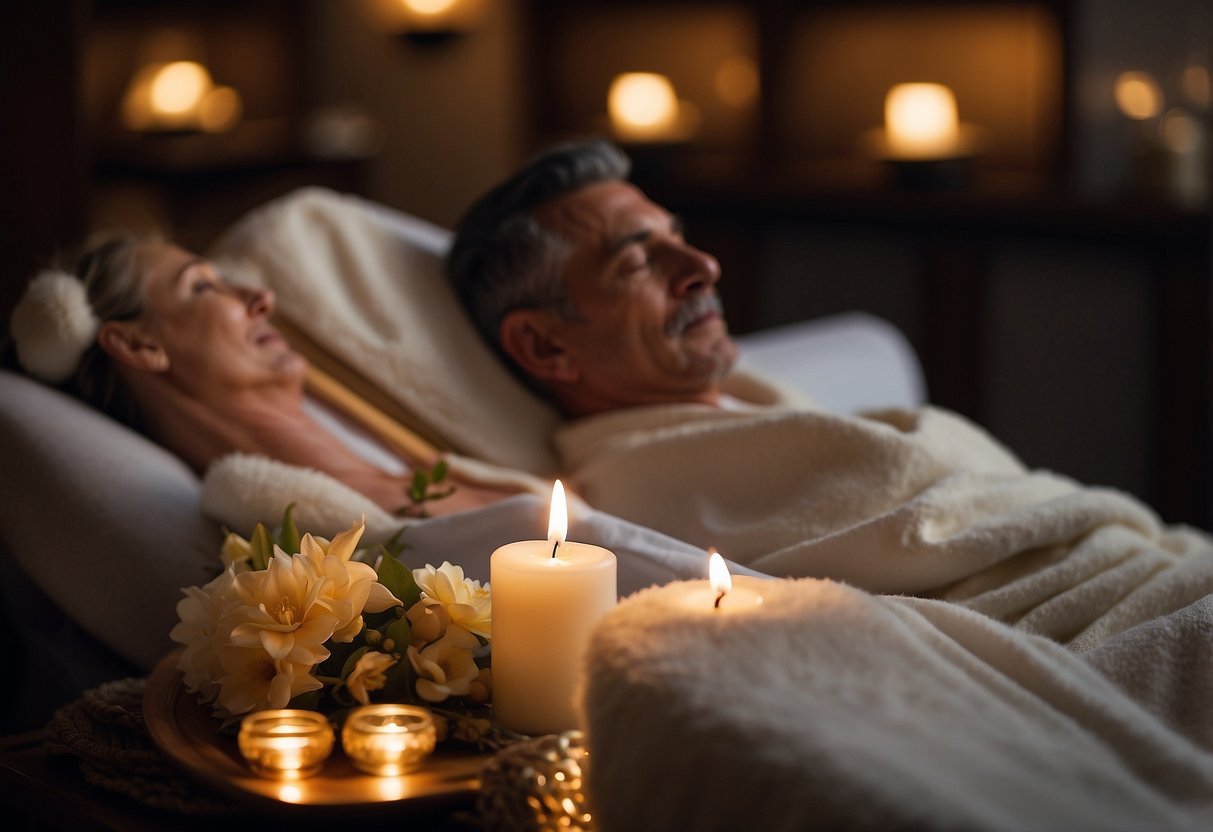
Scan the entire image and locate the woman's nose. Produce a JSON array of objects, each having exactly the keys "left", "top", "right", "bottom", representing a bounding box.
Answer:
[
  {"left": 244, "top": 285, "right": 274, "bottom": 316},
  {"left": 668, "top": 243, "right": 721, "bottom": 297}
]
